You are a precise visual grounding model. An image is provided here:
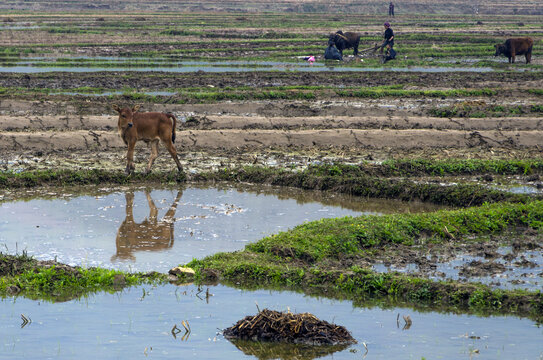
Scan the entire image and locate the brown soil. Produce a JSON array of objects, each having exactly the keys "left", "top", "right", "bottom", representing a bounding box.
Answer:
[{"left": 0, "top": 71, "right": 542, "bottom": 174}]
